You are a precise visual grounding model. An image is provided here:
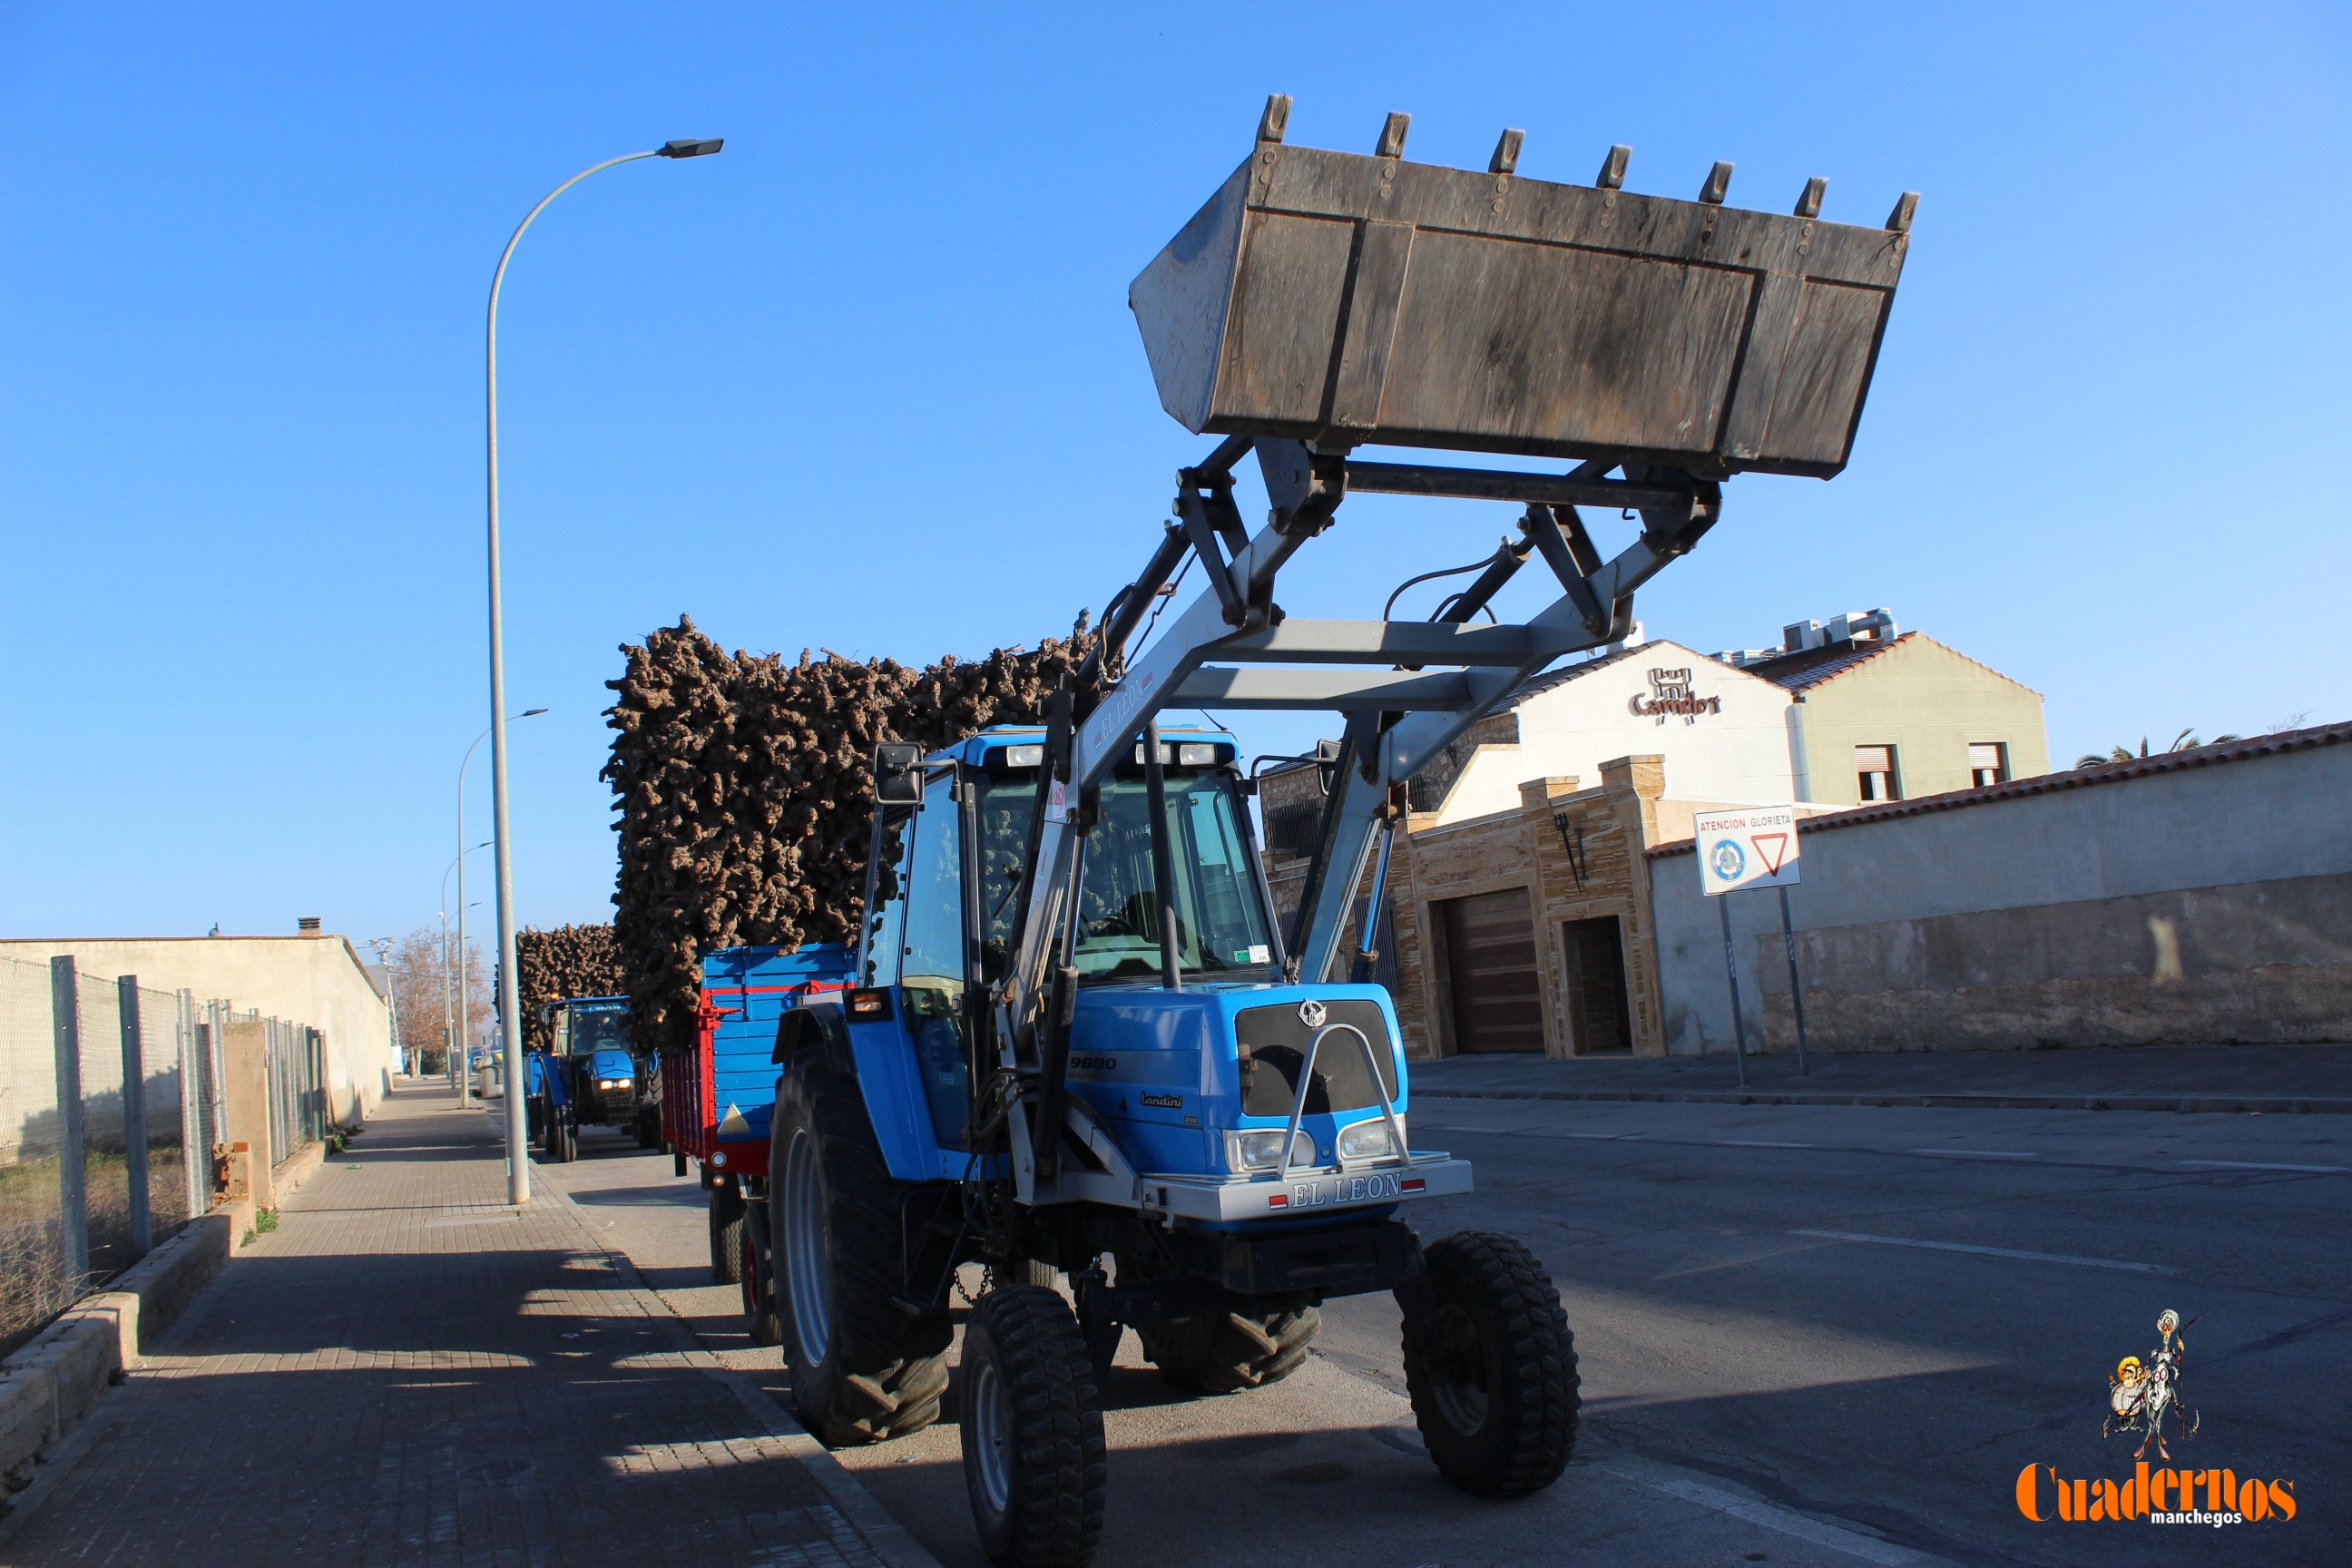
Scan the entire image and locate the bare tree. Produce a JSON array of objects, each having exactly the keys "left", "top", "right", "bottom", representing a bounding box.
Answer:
[{"left": 387, "top": 927, "right": 490, "bottom": 1065}]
